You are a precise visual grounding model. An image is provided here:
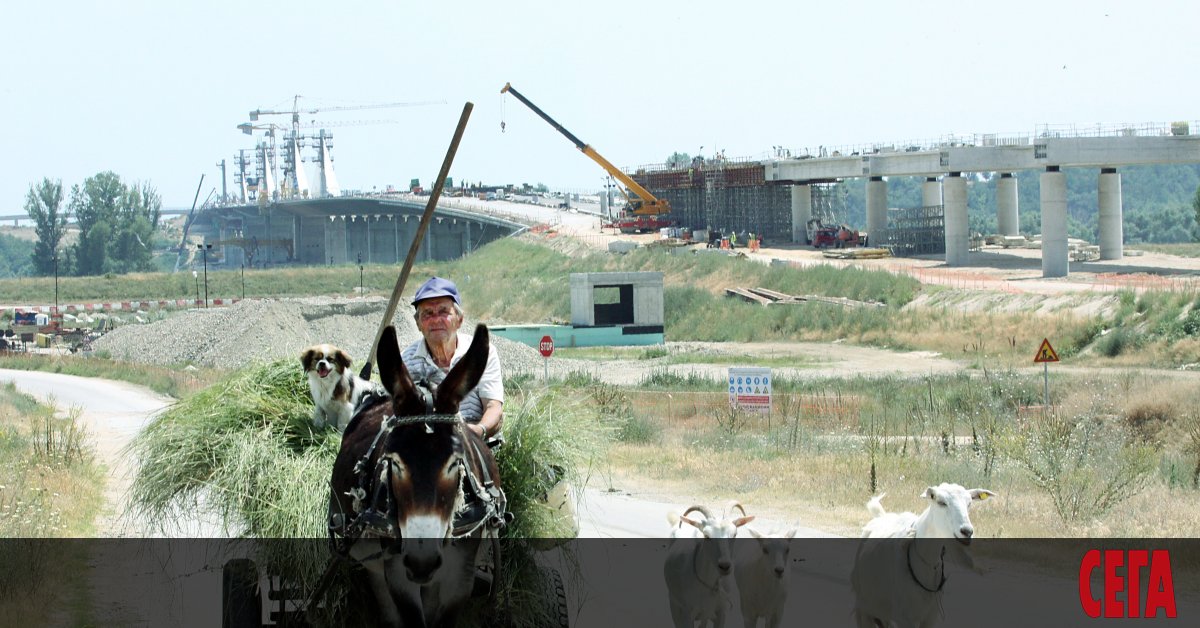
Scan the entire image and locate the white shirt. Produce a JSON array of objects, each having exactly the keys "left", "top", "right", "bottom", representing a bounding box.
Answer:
[{"left": 400, "top": 331, "right": 504, "bottom": 425}]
